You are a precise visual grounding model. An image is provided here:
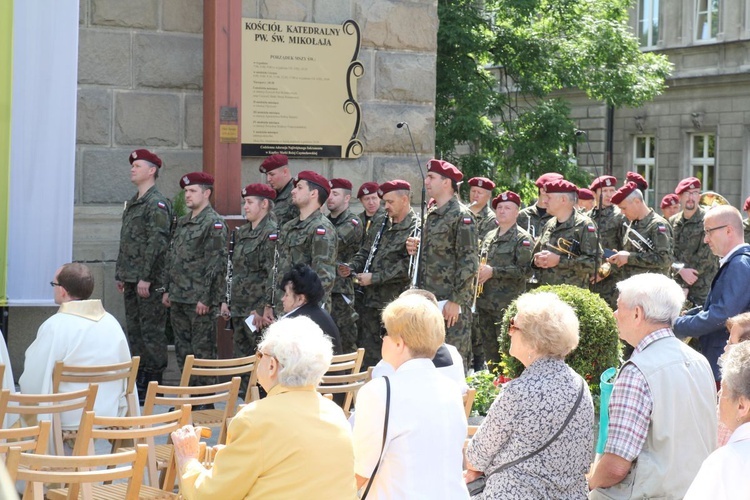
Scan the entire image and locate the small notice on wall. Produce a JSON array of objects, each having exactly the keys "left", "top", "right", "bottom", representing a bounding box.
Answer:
[{"left": 241, "top": 18, "right": 364, "bottom": 159}]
